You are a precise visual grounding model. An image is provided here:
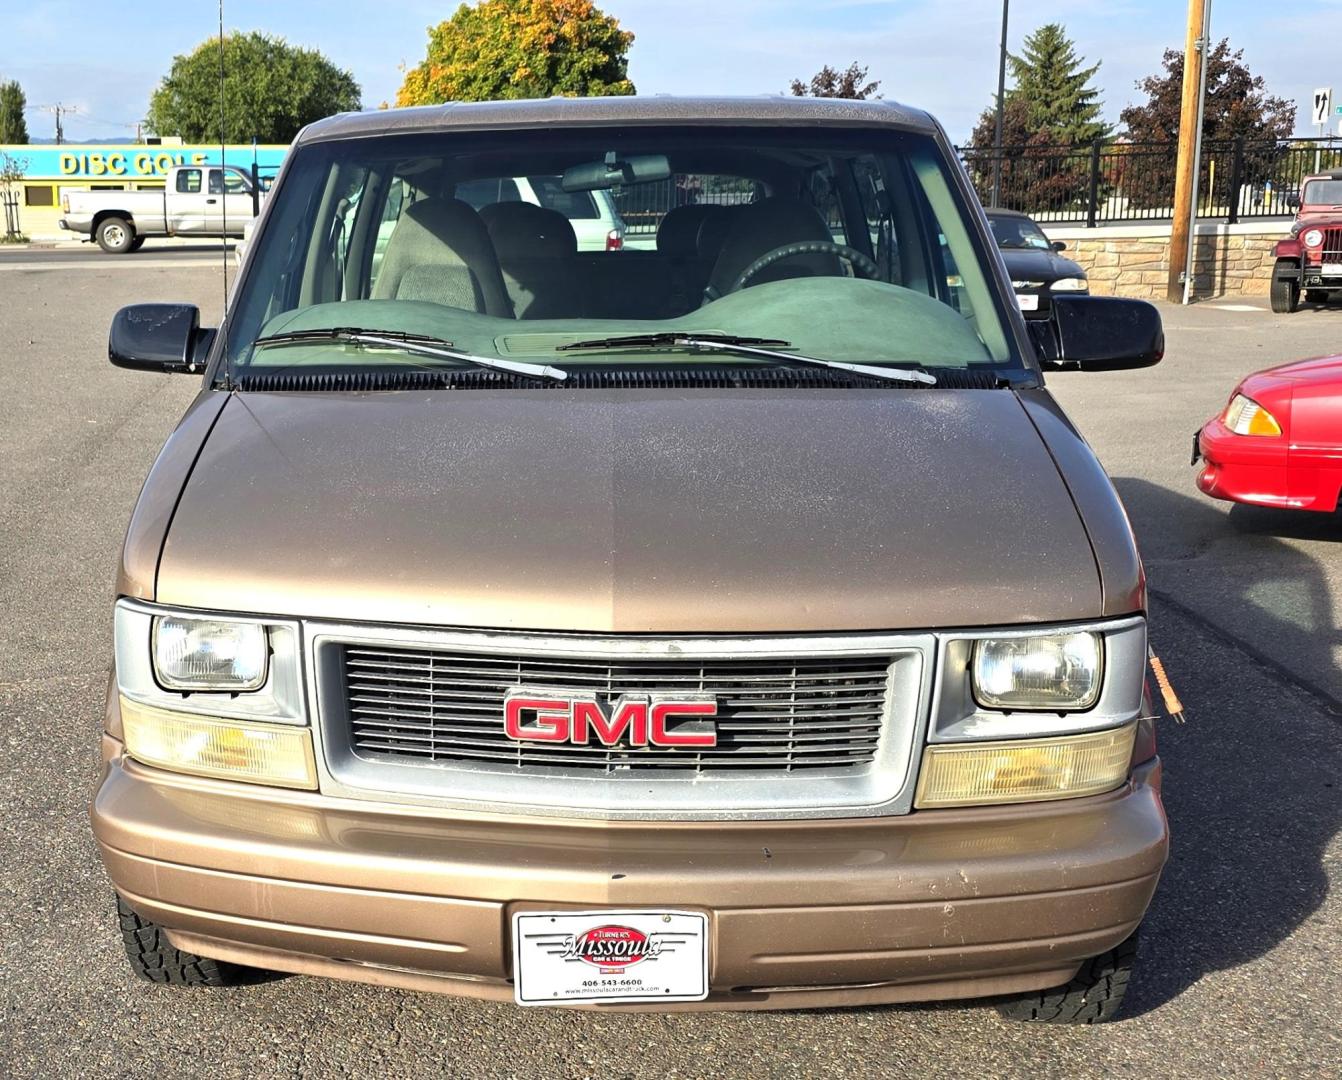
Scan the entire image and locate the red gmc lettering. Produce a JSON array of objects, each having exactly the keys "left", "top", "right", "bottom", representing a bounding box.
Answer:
[
  {"left": 572, "top": 698, "right": 649, "bottom": 746},
  {"left": 650, "top": 701, "right": 718, "bottom": 746},
  {"left": 503, "top": 691, "right": 718, "bottom": 747},
  {"left": 503, "top": 696, "right": 571, "bottom": 742}
]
